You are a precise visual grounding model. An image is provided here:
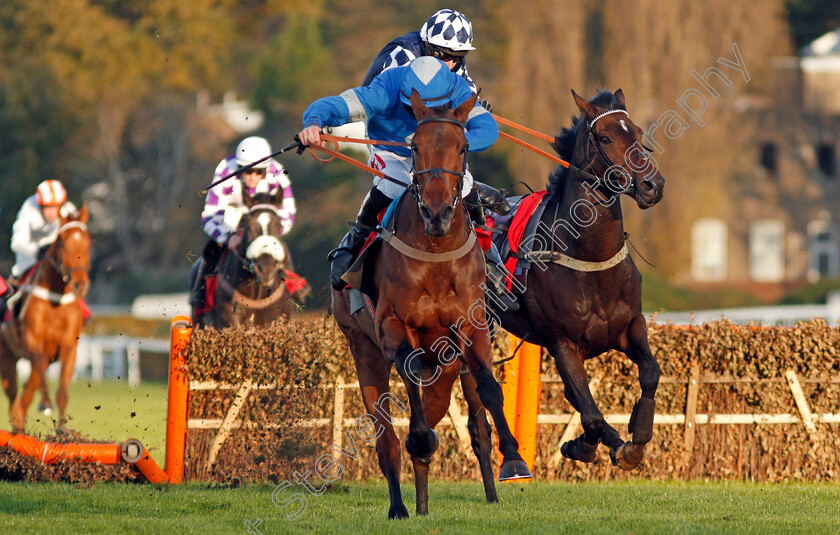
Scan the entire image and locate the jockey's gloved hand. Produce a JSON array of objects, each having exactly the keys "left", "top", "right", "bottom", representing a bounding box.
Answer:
[{"left": 477, "top": 98, "right": 492, "bottom": 113}]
